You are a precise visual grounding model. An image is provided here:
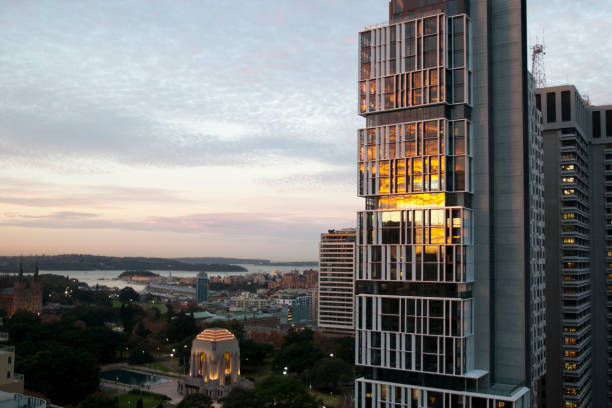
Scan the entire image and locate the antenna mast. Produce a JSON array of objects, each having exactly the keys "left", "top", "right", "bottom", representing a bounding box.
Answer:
[{"left": 531, "top": 42, "right": 546, "bottom": 89}]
